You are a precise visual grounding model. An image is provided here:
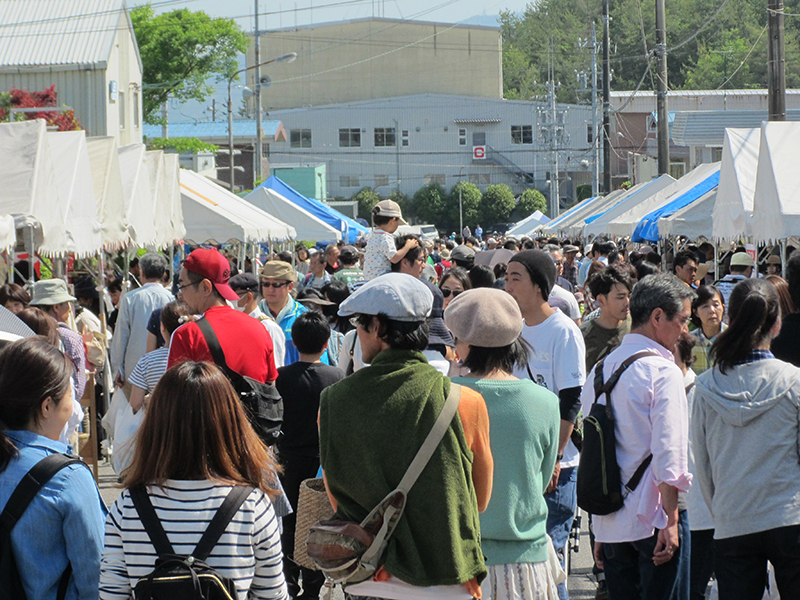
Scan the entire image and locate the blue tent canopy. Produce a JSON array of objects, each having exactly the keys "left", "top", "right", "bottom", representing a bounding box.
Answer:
[
  {"left": 257, "top": 176, "right": 369, "bottom": 243},
  {"left": 632, "top": 171, "right": 720, "bottom": 242}
]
